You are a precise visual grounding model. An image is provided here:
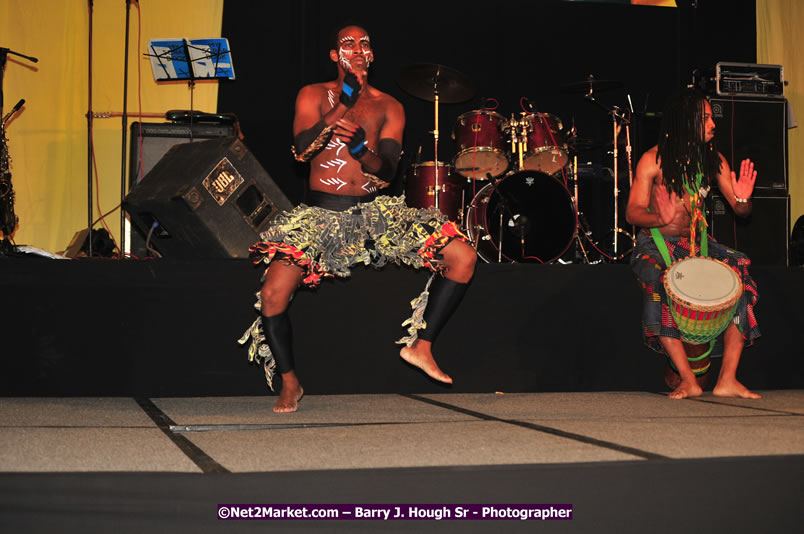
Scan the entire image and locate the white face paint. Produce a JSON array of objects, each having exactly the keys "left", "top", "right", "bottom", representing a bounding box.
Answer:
[{"left": 337, "top": 33, "right": 372, "bottom": 71}]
